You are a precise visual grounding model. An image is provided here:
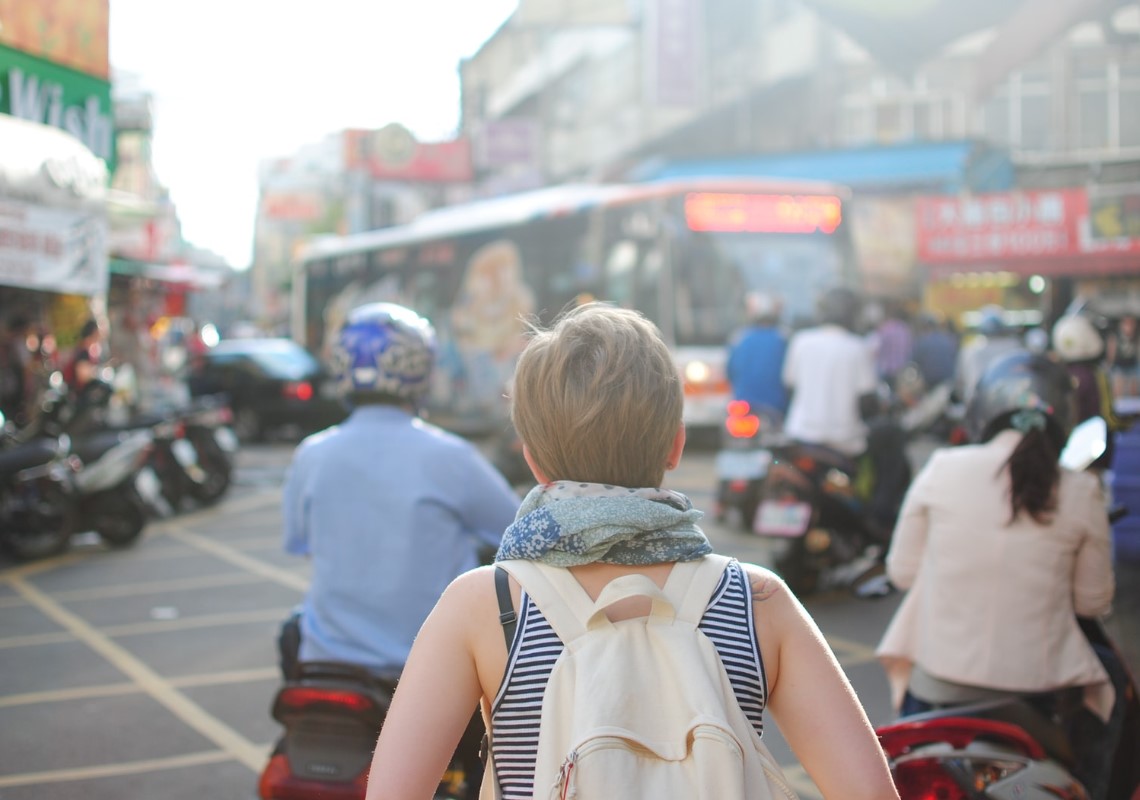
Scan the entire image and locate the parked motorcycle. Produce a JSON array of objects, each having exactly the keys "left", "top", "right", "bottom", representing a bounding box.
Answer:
[
  {"left": 713, "top": 401, "right": 783, "bottom": 530},
  {"left": 0, "top": 409, "right": 78, "bottom": 560},
  {"left": 15, "top": 376, "right": 159, "bottom": 550},
  {"left": 258, "top": 661, "right": 478, "bottom": 800},
  {"left": 180, "top": 398, "right": 238, "bottom": 506}
]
